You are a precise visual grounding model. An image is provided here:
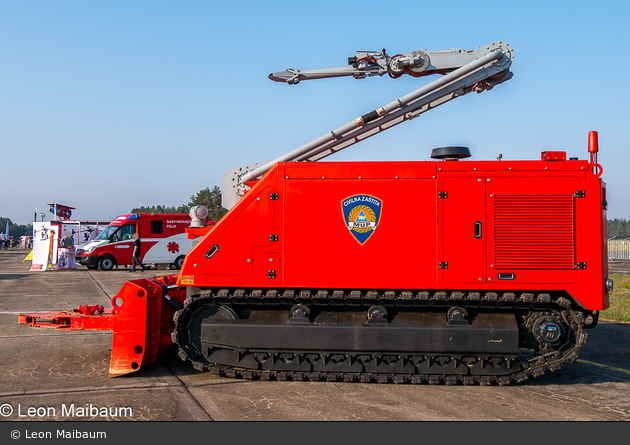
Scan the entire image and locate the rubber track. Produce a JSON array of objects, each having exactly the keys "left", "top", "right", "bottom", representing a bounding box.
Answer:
[{"left": 172, "top": 289, "right": 589, "bottom": 385}]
